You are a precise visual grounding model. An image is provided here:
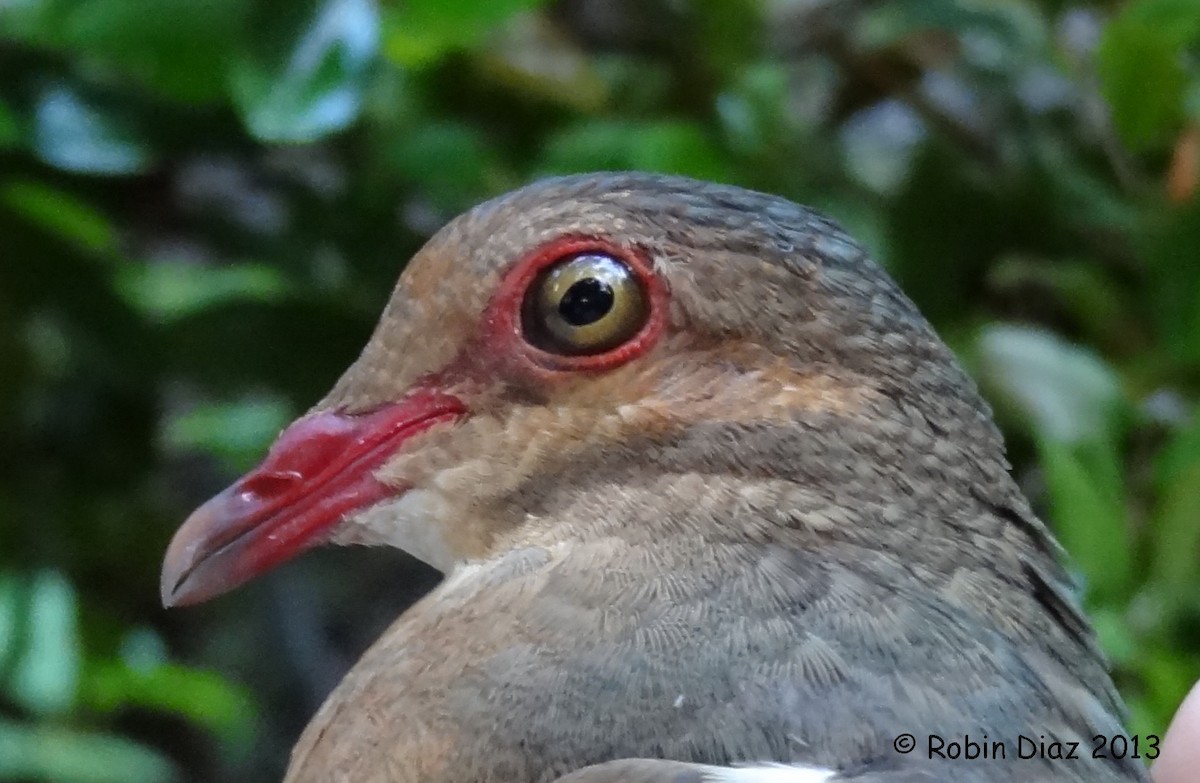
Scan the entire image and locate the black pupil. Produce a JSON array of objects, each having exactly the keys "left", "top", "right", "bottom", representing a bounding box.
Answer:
[{"left": 558, "top": 277, "right": 614, "bottom": 326}]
